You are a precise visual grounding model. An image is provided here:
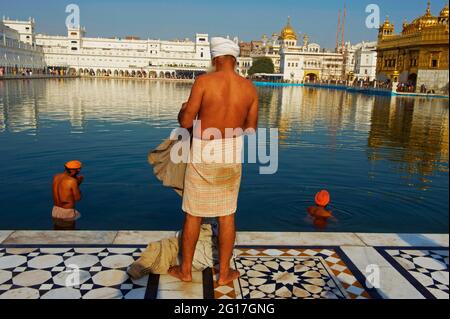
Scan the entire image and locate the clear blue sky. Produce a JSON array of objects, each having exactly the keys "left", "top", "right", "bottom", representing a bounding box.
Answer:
[{"left": 1, "top": 0, "right": 448, "bottom": 48}]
